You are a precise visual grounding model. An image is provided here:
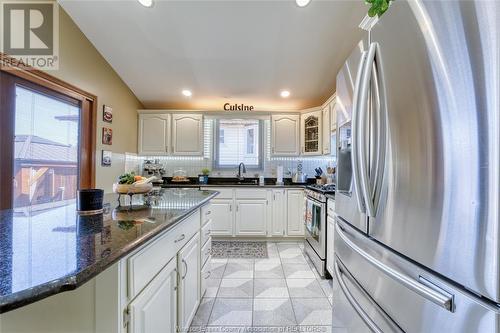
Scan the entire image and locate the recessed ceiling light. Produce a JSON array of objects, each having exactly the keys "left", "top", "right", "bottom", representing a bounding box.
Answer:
[
  {"left": 296, "top": 0, "right": 311, "bottom": 7},
  {"left": 280, "top": 90, "right": 291, "bottom": 98},
  {"left": 182, "top": 89, "right": 192, "bottom": 97},
  {"left": 137, "top": 0, "right": 153, "bottom": 8}
]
